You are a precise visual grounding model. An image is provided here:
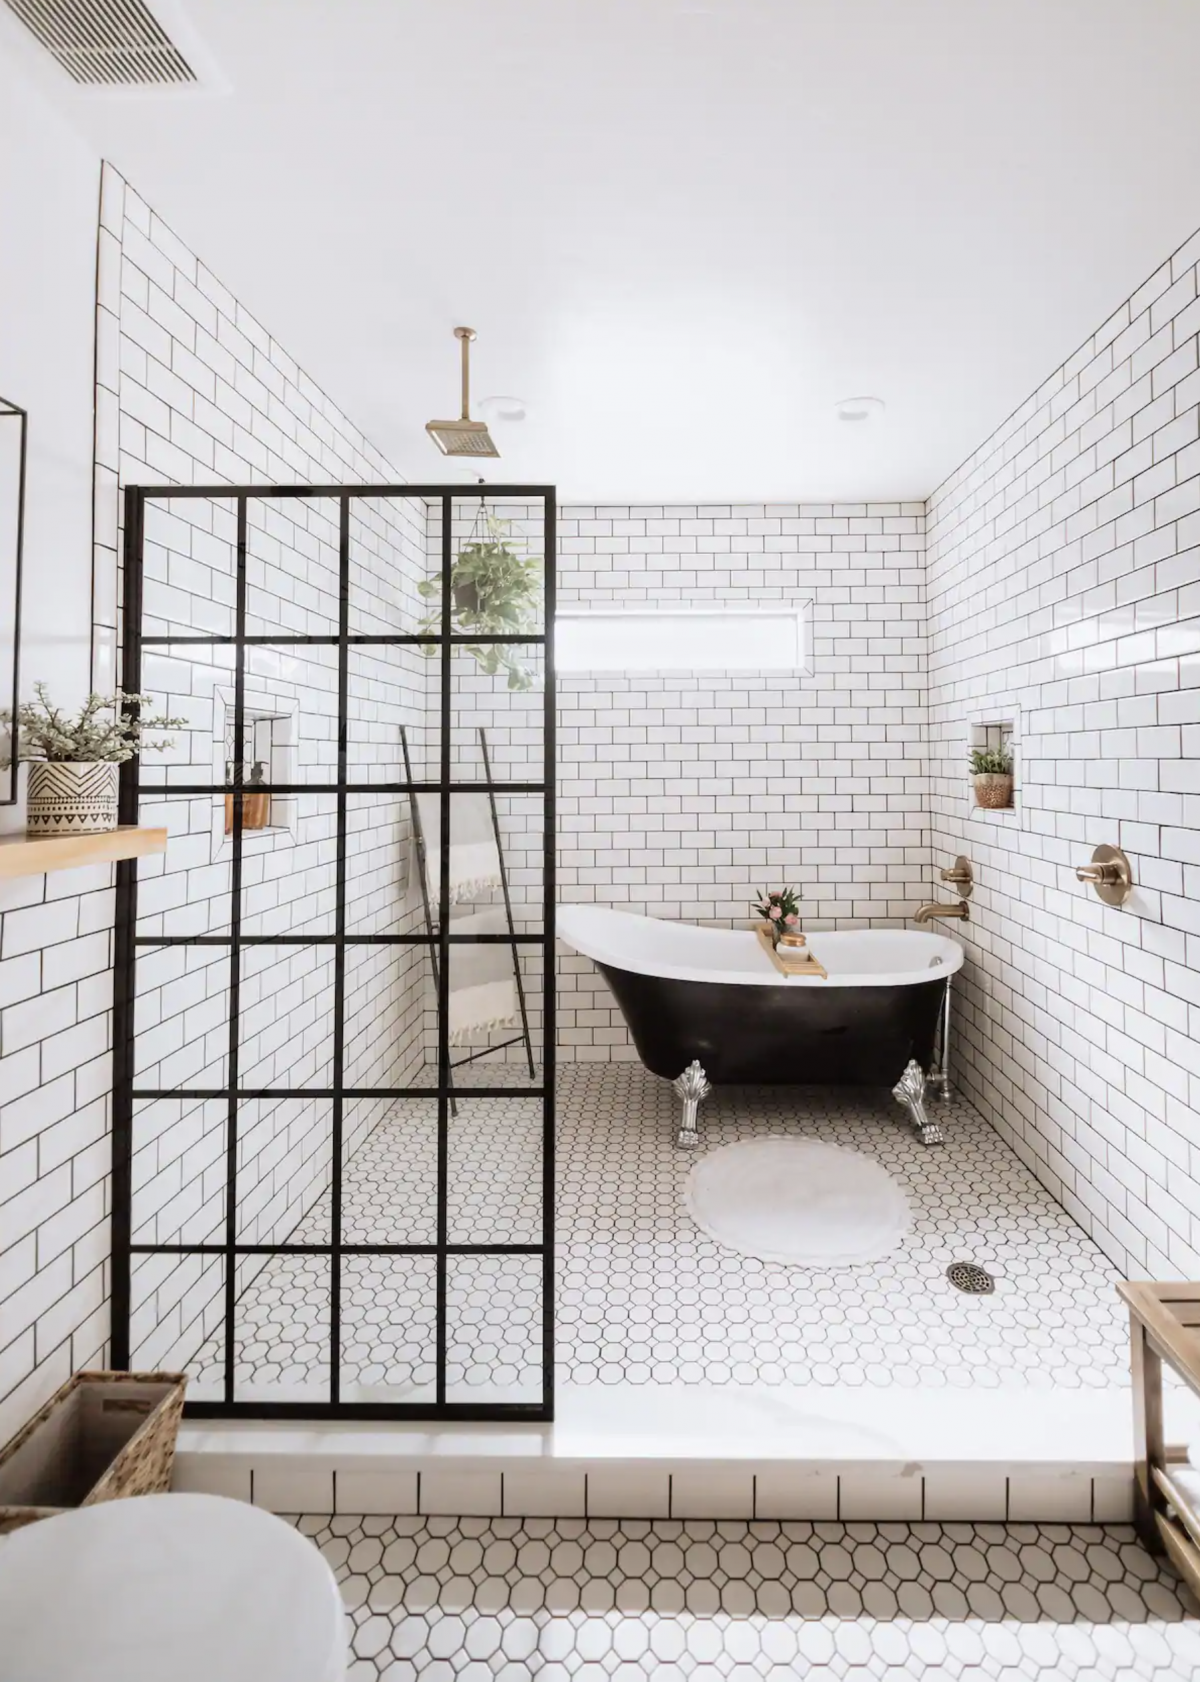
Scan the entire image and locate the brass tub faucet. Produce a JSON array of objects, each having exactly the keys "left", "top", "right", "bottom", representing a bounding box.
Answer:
[
  {"left": 914, "top": 855, "right": 973, "bottom": 921},
  {"left": 913, "top": 901, "right": 970, "bottom": 923}
]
